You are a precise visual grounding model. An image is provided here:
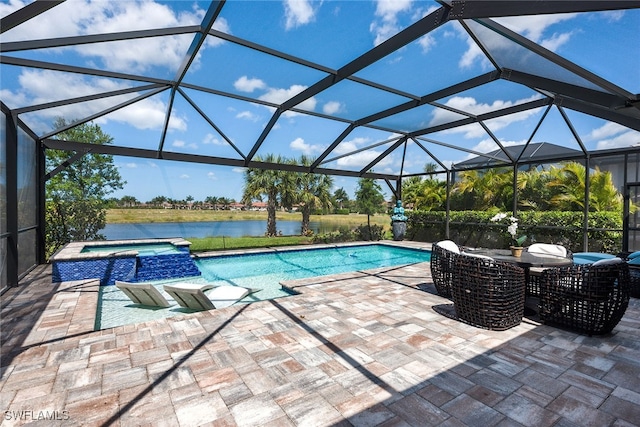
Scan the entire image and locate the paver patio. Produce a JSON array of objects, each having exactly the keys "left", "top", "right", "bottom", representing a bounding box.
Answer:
[{"left": 1, "top": 242, "right": 639, "bottom": 426}]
